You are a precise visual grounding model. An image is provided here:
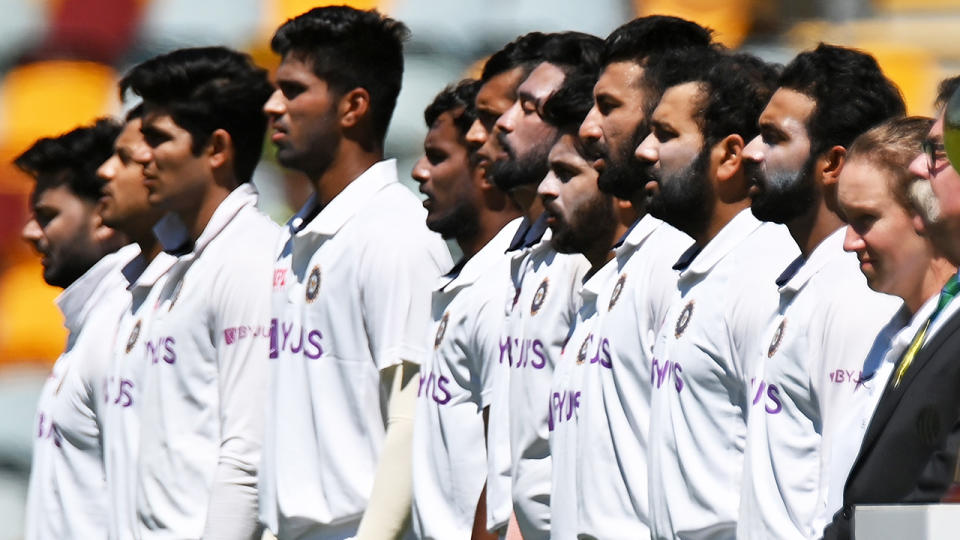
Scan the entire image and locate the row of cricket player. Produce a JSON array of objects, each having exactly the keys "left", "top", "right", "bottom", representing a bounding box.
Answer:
[{"left": 21, "top": 5, "right": 960, "bottom": 540}]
